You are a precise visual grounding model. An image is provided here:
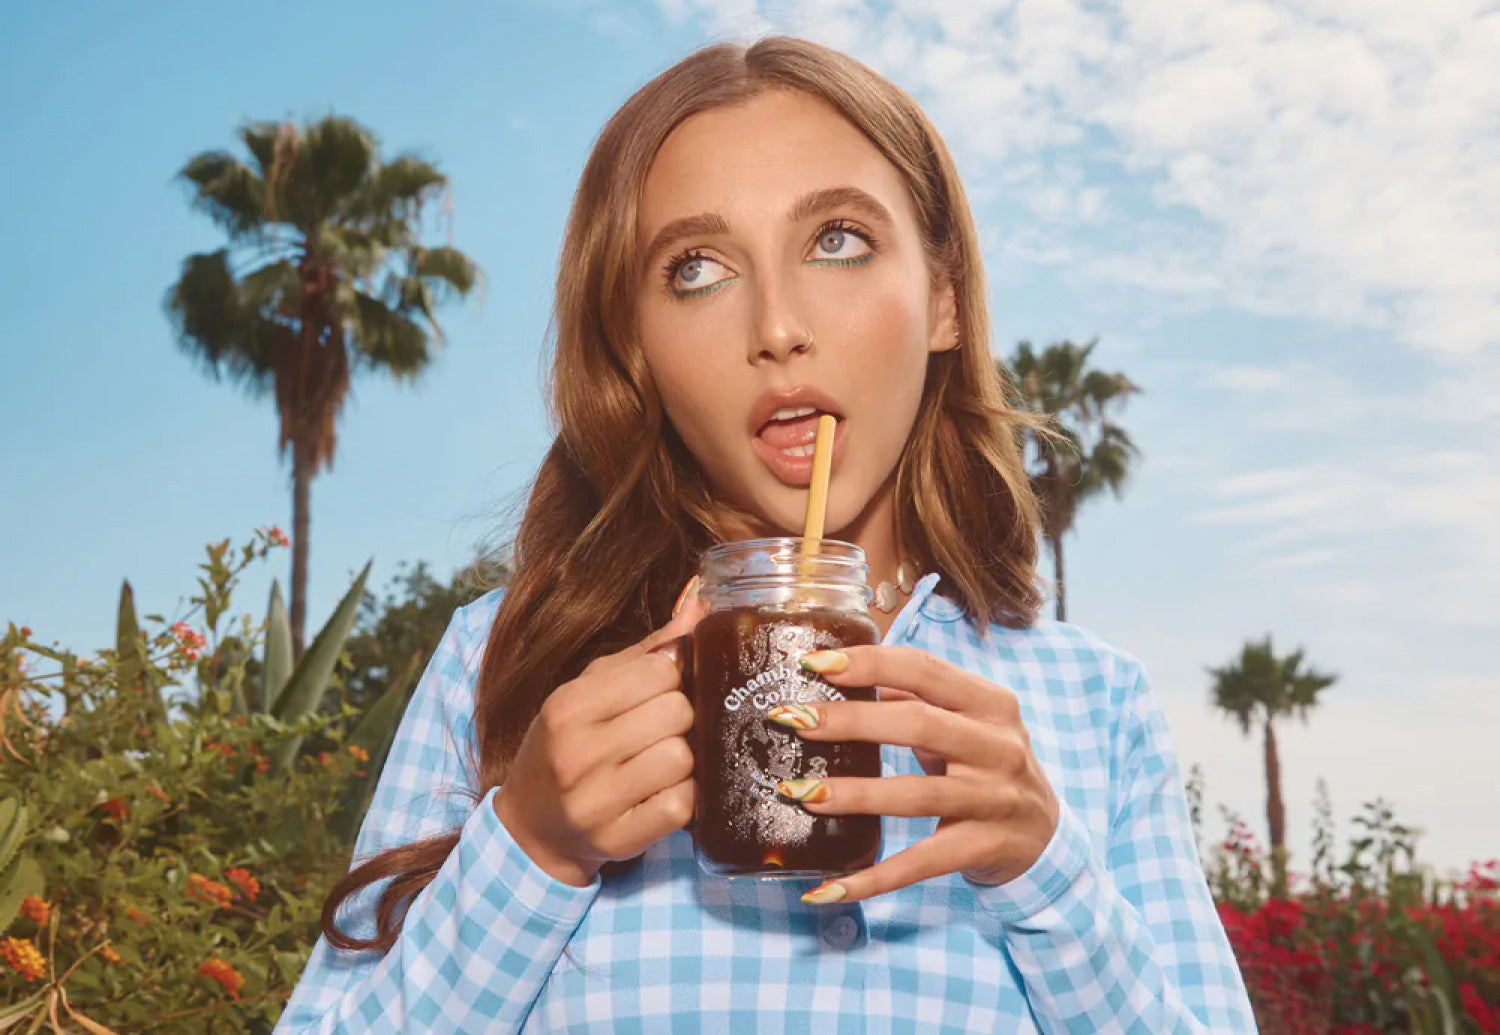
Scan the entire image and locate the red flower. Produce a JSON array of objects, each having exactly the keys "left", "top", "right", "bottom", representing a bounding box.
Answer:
[
  {"left": 197, "top": 957, "right": 244, "bottom": 999},
  {"left": 224, "top": 867, "right": 261, "bottom": 902},
  {"left": 188, "top": 872, "right": 234, "bottom": 909},
  {"left": 1, "top": 938, "right": 45, "bottom": 982},
  {"left": 97, "top": 797, "right": 129, "bottom": 821},
  {"left": 19, "top": 896, "right": 48, "bottom": 925}
]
